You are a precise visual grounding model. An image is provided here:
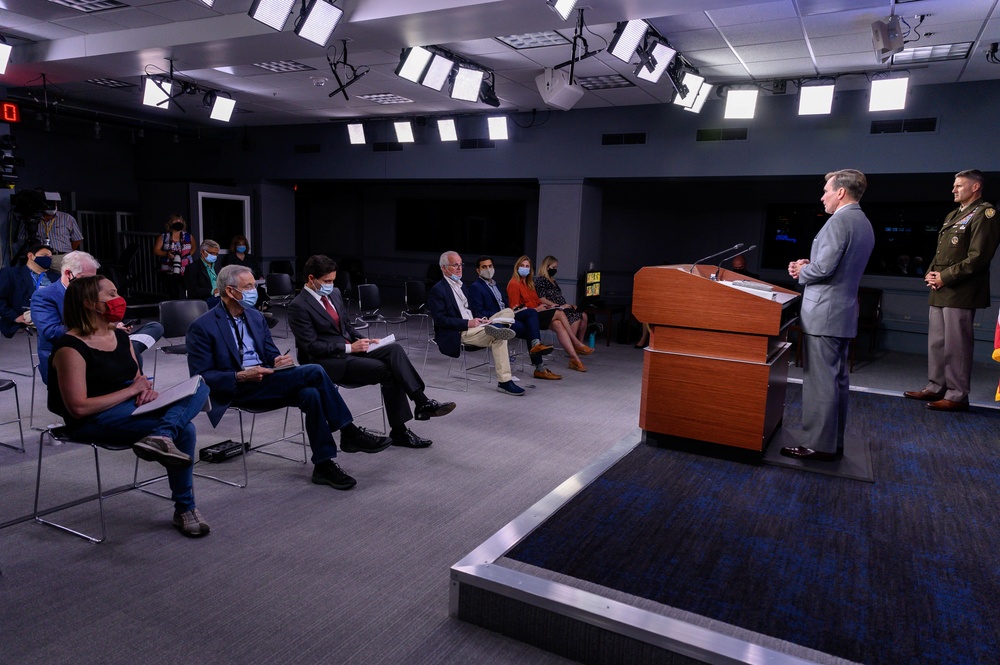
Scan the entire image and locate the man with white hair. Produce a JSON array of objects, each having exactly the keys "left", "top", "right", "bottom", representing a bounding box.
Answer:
[
  {"left": 32, "top": 250, "right": 163, "bottom": 384},
  {"left": 184, "top": 239, "right": 222, "bottom": 308}
]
